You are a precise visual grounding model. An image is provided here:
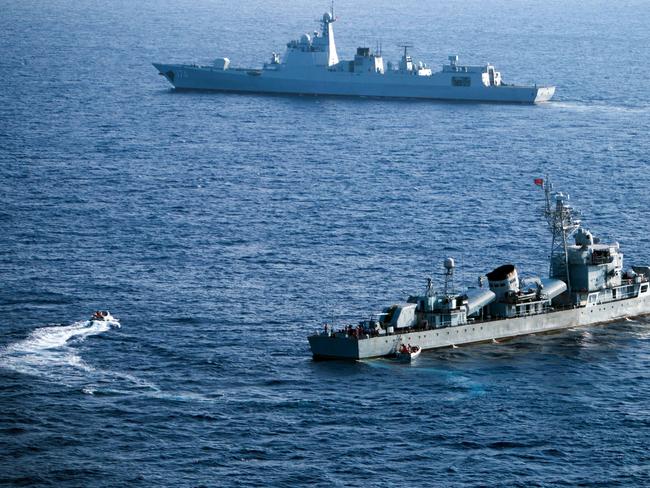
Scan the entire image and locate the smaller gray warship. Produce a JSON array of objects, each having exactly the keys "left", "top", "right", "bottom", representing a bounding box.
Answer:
[{"left": 309, "top": 180, "right": 650, "bottom": 360}]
